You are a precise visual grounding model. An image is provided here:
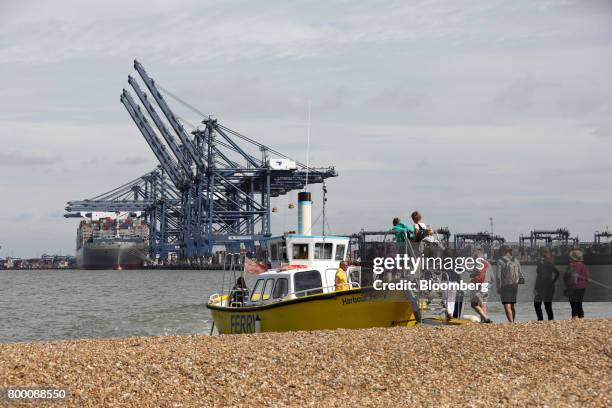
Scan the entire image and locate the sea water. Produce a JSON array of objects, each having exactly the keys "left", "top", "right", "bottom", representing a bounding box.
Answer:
[{"left": 1, "top": 268, "right": 611, "bottom": 343}]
